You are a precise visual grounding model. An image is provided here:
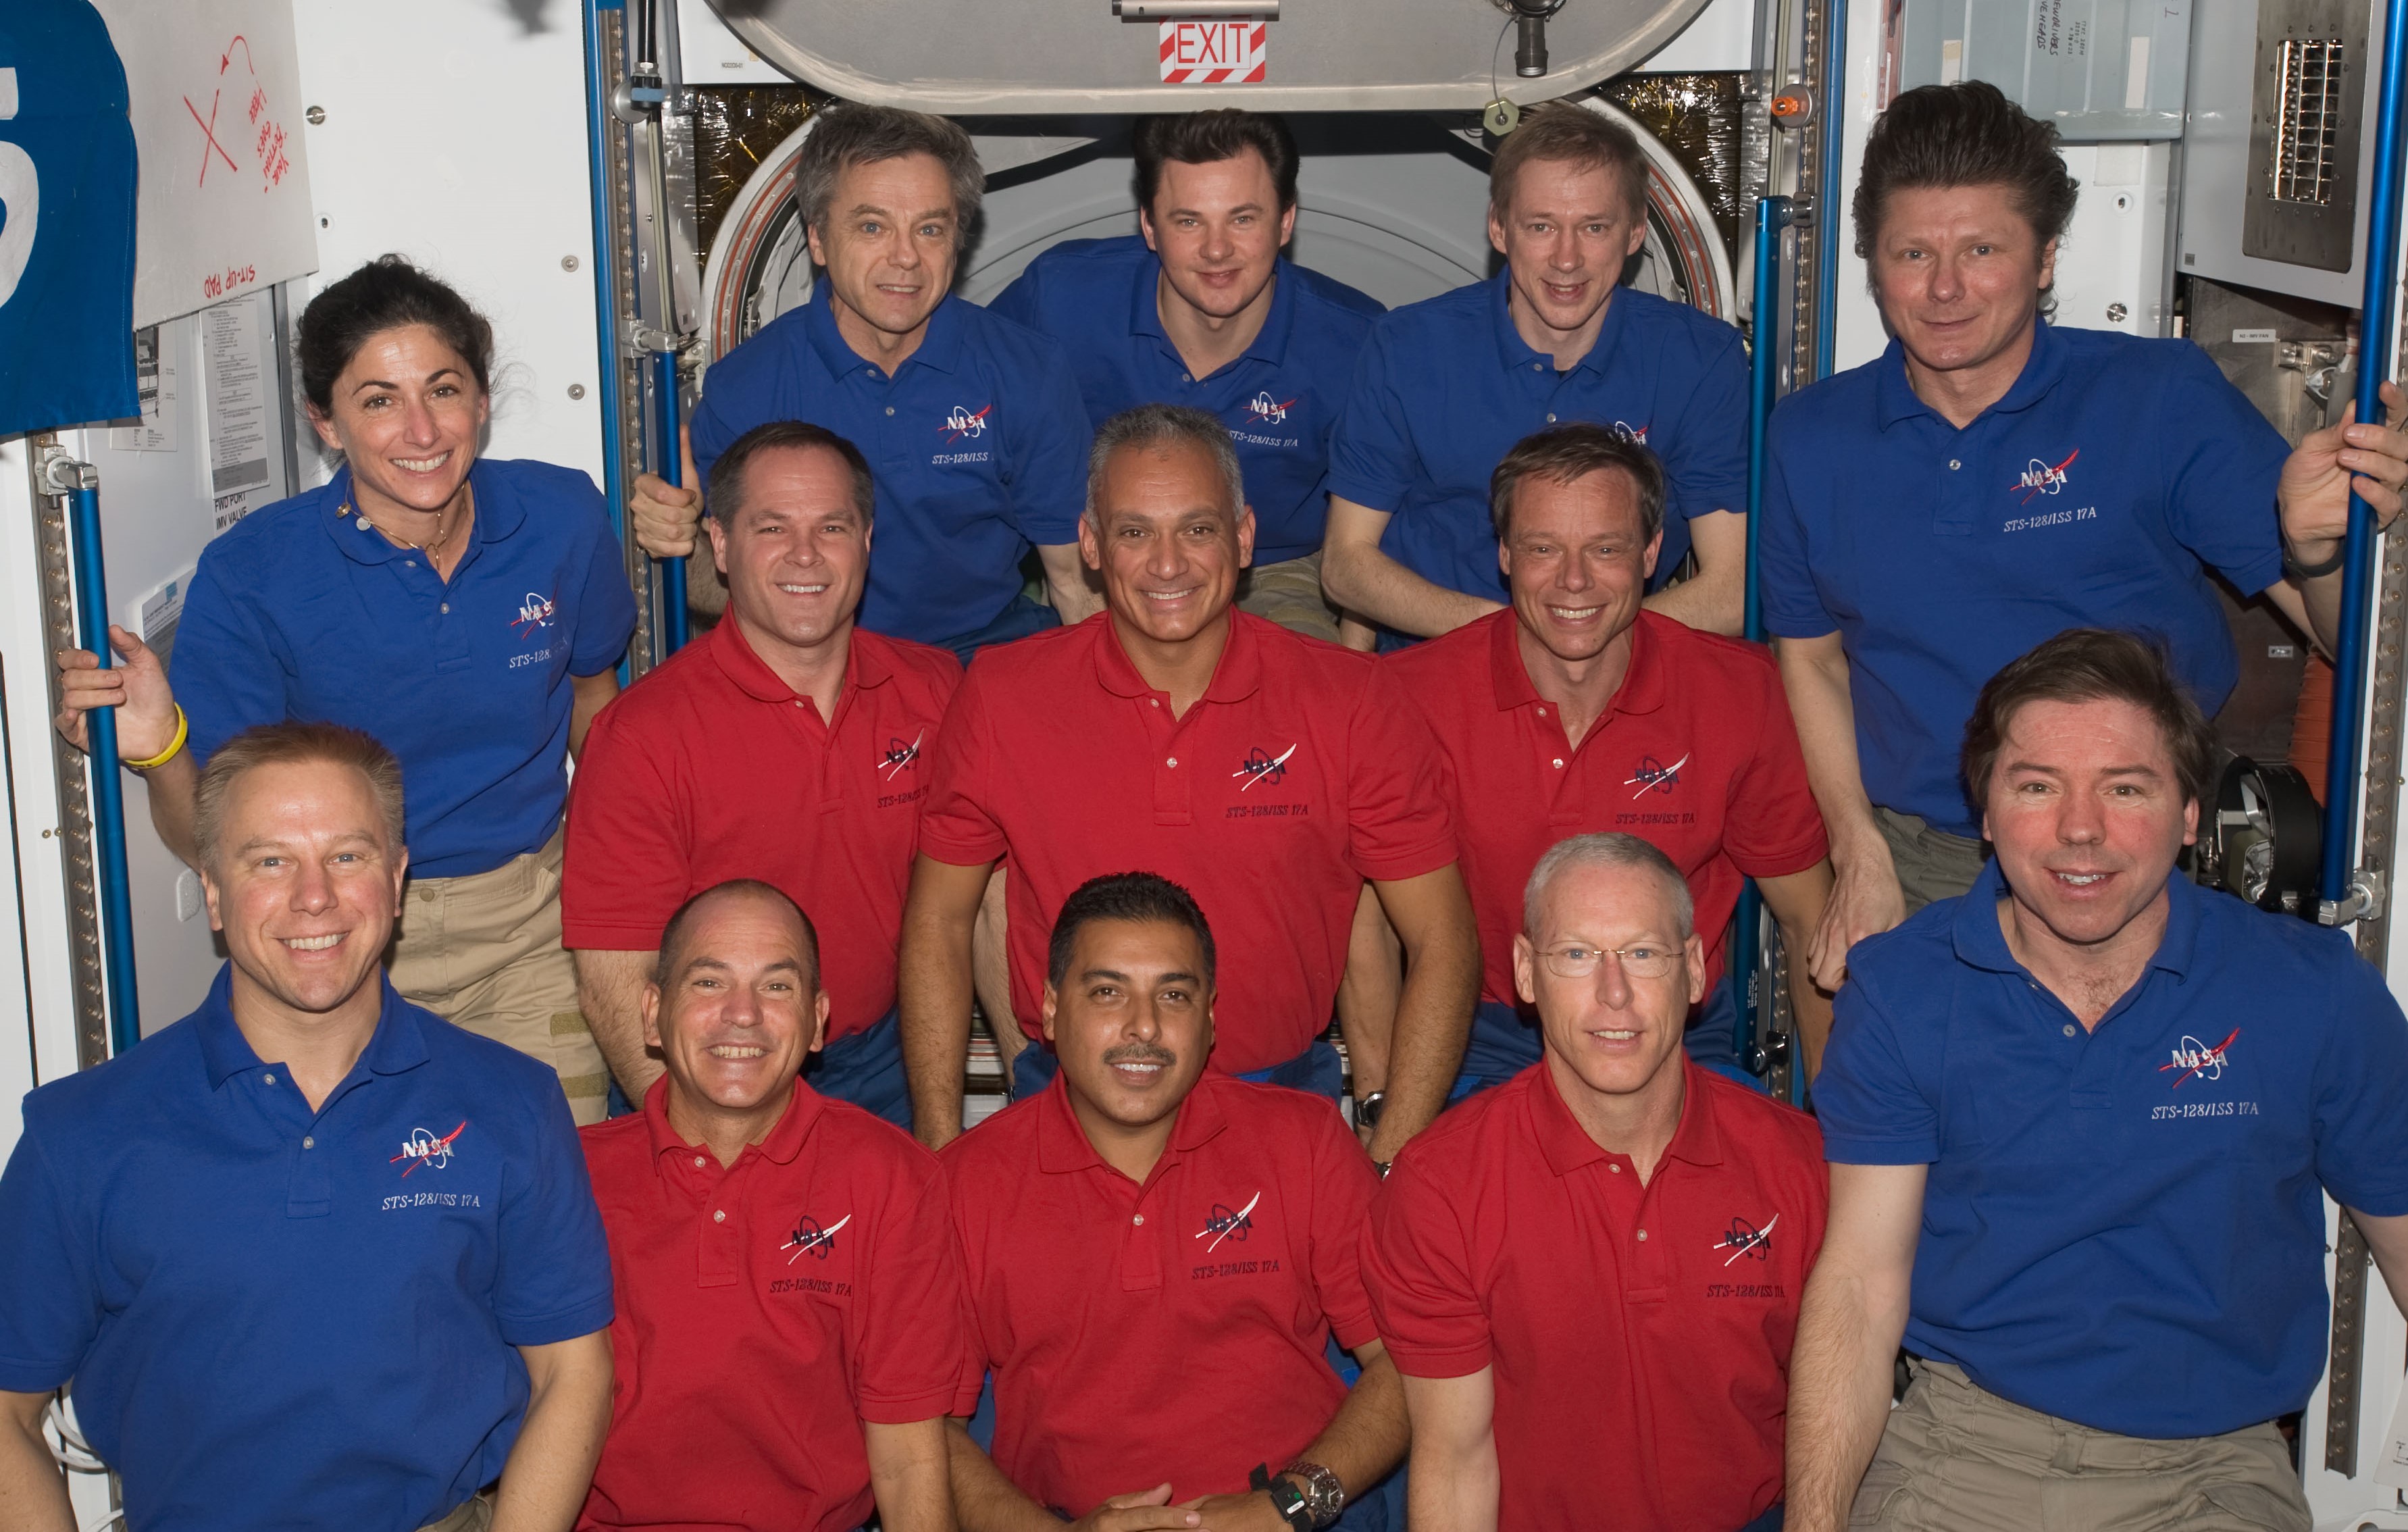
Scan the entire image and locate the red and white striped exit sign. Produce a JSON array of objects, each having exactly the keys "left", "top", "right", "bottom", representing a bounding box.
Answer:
[{"left": 1158, "top": 18, "right": 1267, "bottom": 84}]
